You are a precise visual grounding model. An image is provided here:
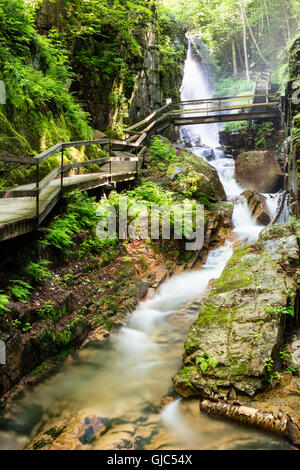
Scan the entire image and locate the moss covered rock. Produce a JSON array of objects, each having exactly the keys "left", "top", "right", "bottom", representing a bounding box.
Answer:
[
  {"left": 173, "top": 224, "right": 300, "bottom": 398},
  {"left": 168, "top": 149, "right": 226, "bottom": 202}
]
